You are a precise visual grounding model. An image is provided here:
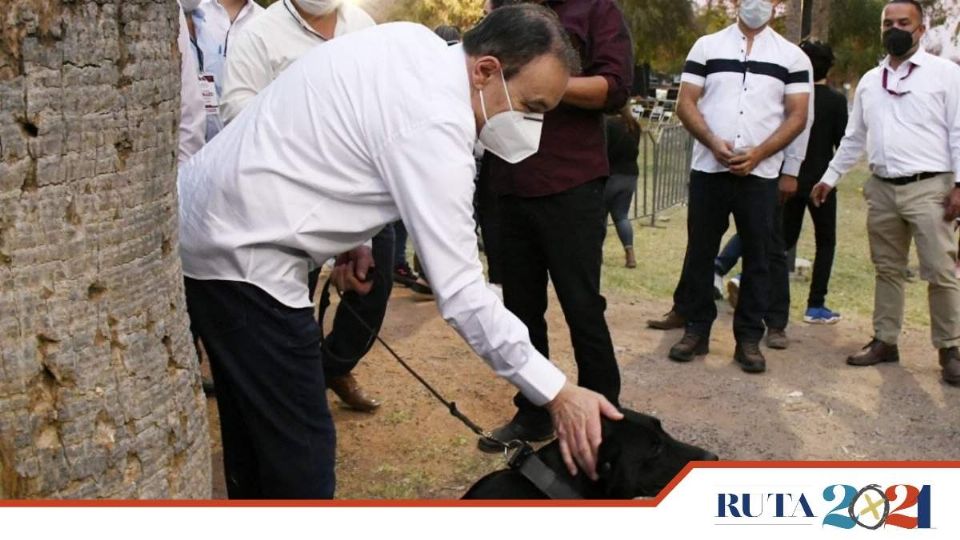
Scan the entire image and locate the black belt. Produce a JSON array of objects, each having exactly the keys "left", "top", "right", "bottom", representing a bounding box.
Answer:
[{"left": 877, "top": 172, "right": 948, "bottom": 186}]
